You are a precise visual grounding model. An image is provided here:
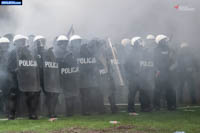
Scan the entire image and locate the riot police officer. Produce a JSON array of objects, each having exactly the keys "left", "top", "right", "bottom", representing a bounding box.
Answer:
[
  {"left": 33, "top": 35, "right": 61, "bottom": 118},
  {"left": 125, "top": 37, "right": 152, "bottom": 115},
  {"left": 7, "top": 35, "right": 41, "bottom": 120},
  {"left": 105, "top": 41, "right": 120, "bottom": 114},
  {"left": 0, "top": 37, "right": 11, "bottom": 114},
  {"left": 153, "top": 34, "right": 176, "bottom": 111},
  {"left": 78, "top": 39, "right": 102, "bottom": 115},
  {"left": 177, "top": 42, "right": 198, "bottom": 104},
  {"left": 89, "top": 38, "right": 106, "bottom": 114},
  {"left": 125, "top": 37, "right": 142, "bottom": 113},
  {"left": 59, "top": 35, "right": 80, "bottom": 116},
  {"left": 138, "top": 35, "right": 156, "bottom": 112},
  {"left": 119, "top": 38, "right": 132, "bottom": 86}
]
